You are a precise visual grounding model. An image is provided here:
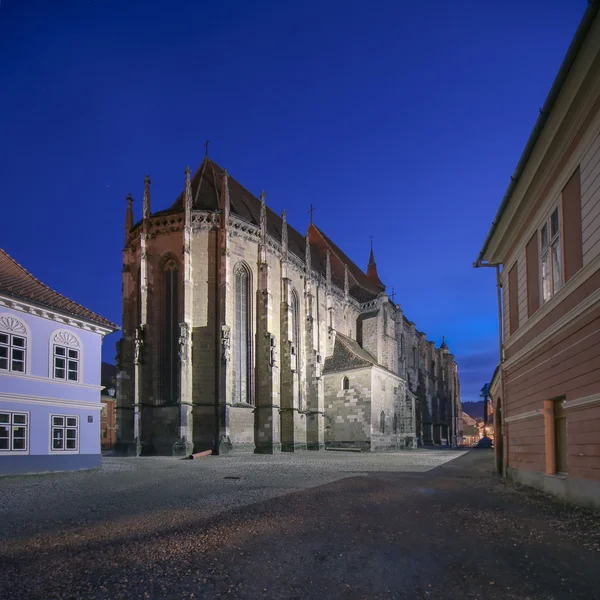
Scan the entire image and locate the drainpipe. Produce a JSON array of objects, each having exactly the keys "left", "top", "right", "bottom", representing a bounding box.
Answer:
[
  {"left": 495, "top": 264, "right": 507, "bottom": 477},
  {"left": 474, "top": 262, "right": 505, "bottom": 471}
]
